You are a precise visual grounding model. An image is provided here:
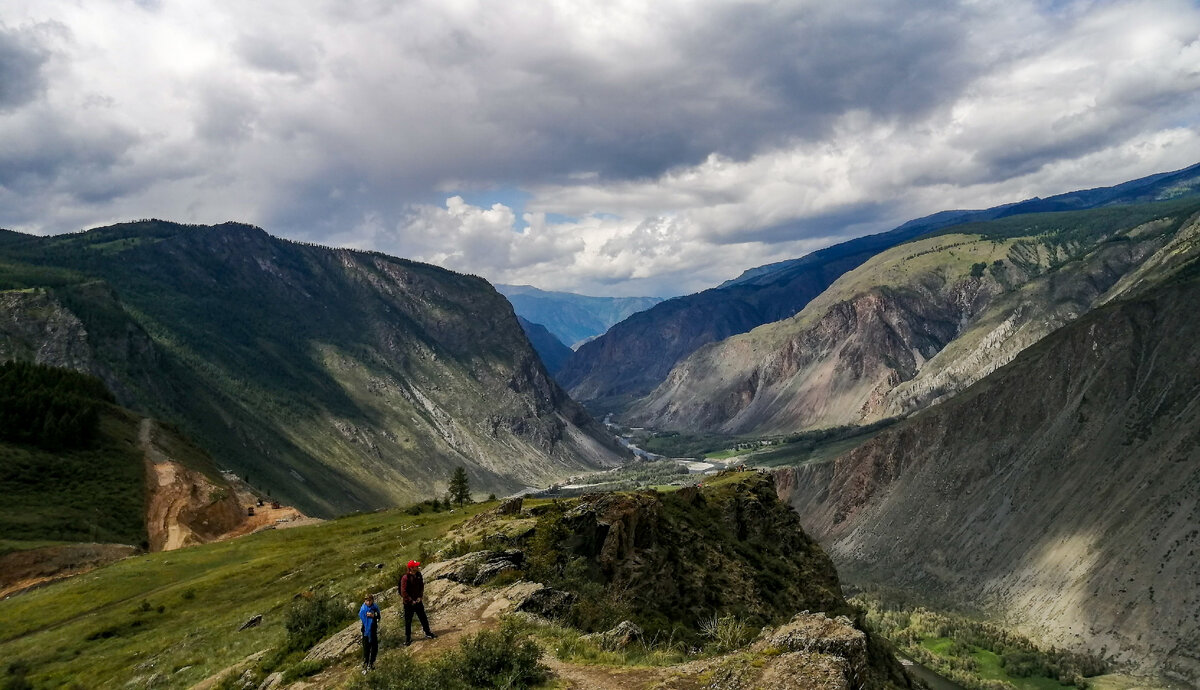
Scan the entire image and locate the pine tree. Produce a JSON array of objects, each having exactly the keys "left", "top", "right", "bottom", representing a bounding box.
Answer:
[{"left": 448, "top": 467, "right": 471, "bottom": 507}]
